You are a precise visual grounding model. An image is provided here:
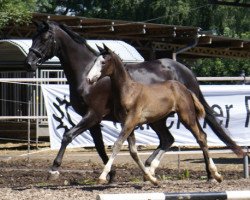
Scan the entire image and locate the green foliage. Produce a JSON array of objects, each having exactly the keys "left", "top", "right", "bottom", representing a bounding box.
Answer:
[
  {"left": 0, "top": 0, "right": 36, "bottom": 29},
  {"left": 178, "top": 169, "right": 190, "bottom": 180},
  {"left": 189, "top": 58, "right": 250, "bottom": 77}
]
